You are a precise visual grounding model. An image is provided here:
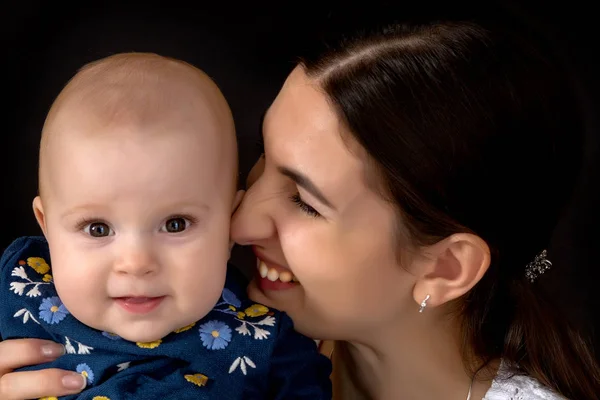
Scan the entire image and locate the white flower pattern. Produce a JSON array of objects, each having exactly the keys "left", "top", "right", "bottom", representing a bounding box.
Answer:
[
  {"left": 210, "top": 289, "right": 278, "bottom": 376},
  {"left": 9, "top": 266, "right": 51, "bottom": 297},
  {"left": 228, "top": 356, "right": 257, "bottom": 375},
  {"left": 64, "top": 336, "right": 94, "bottom": 355},
  {"left": 7, "top": 259, "right": 95, "bottom": 355},
  {"left": 6, "top": 253, "right": 280, "bottom": 382},
  {"left": 11, "top": 266, "right": 28, "bottom": 280},
  {"left": 235, "top": 323, "right": 251, "bottom": 336},
  {"left": 233, "top": 315, "right": 276, "bottom": 340},
  {"left": 117, "top": 362, "right": 131, "bottom": 372},
  {"left": 13, "top": 308, "right": 40, "bottom": 325}
]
